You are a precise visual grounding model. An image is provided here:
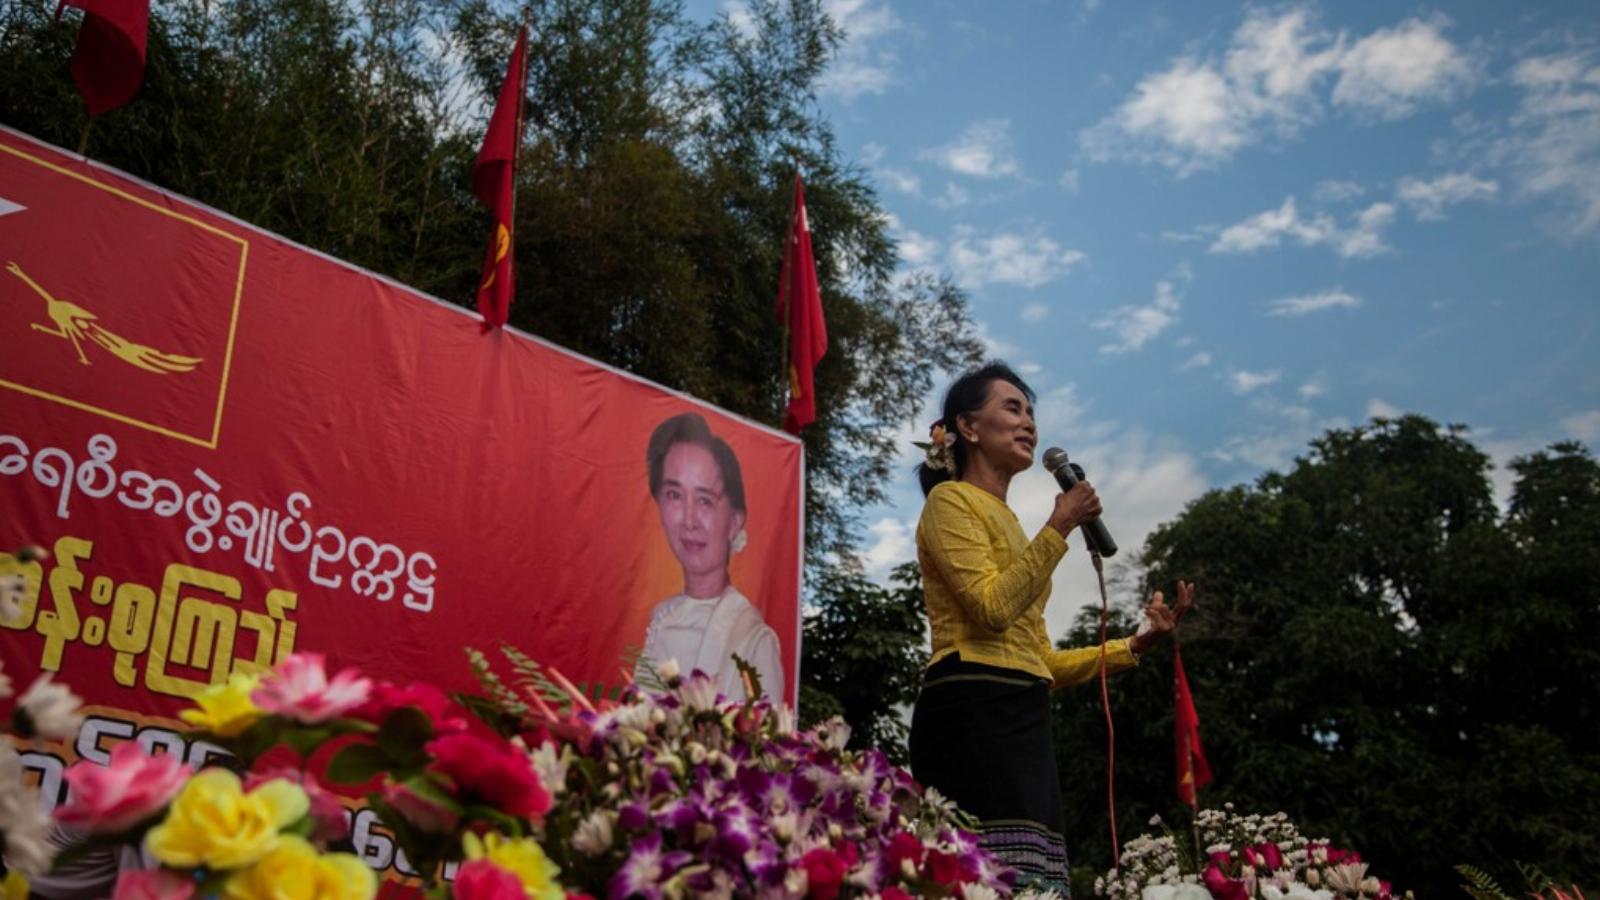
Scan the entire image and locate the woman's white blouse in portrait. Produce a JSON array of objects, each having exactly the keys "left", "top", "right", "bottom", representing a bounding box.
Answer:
[{"left": 638, "top": 586, "right": 784, "bottom": 701}]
